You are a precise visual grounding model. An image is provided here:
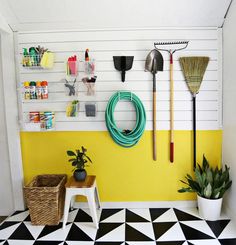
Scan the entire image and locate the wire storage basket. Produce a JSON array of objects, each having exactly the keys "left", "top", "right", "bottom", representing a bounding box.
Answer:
[{"left": 24, "top": 174, "right": 67, "bottom": 225}]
